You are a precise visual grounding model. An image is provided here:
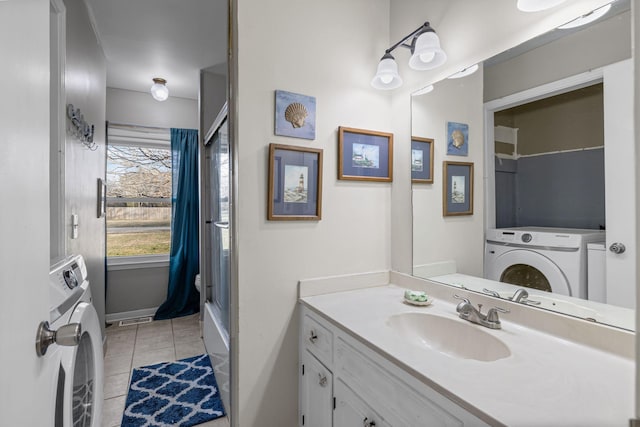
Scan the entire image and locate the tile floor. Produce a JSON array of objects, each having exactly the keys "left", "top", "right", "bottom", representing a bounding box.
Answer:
[{"left": 102, "top": 314, "right": 229, "bottom": 427}]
